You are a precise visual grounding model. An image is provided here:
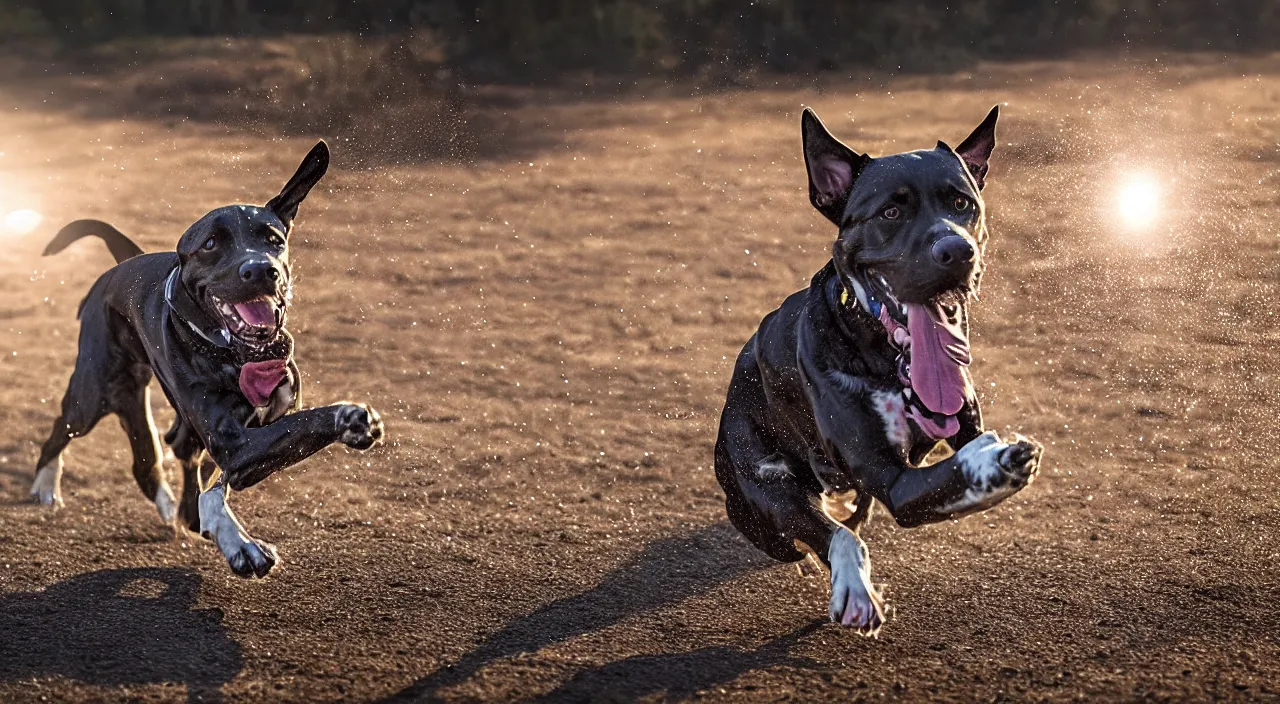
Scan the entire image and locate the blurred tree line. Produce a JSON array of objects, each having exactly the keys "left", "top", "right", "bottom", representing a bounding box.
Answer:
[{"left": 1, "top": 0, "right": 1276, "bottom": 79}]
